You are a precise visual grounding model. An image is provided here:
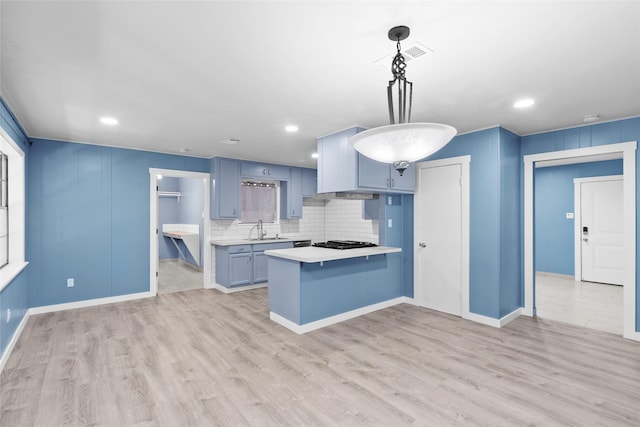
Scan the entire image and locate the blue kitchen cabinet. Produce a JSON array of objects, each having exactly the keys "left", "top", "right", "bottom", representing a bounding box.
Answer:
[
  {"left": 241, "top": 161, "right": 290, "bottom": 180},
  {"left": 317, "top": 127, "right": 414, "bottom": 194},
  {"left": 215, "top": 241, "right": 293, "bottom": 288},
  {"left": 229, "top": 252, "right": 253, "bottom": 286},
  {"left": 358, "top": 154, "right": 415, "bottom": 192},
  {"left": 211, "top": 157, "right": 240, "bottom": 219},
  {"left": 280, "top": 168, "right": 303, "bottom": 219},
  {"left": 302, "top": 168, "right": 317, "bottom": 197},
  {"left": 317, "top": 127, "right": 361, "bottom": 193},
  {"left": 390, "top": 162, "right": 415, "bottom": 191},
  {"left": 253, "top": 251, "right": 269, "bottom": 283}
]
